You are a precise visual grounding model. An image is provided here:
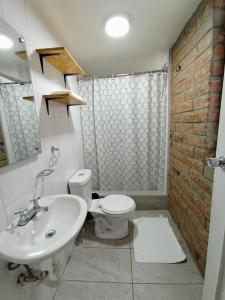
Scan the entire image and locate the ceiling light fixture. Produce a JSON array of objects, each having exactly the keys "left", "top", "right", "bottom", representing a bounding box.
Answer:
[
  {"left": 0, "top": 34, "right": 13, "bottom": 49},
  {"left": 105, "top": 15, "right": 130, "bottom": 38}
]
